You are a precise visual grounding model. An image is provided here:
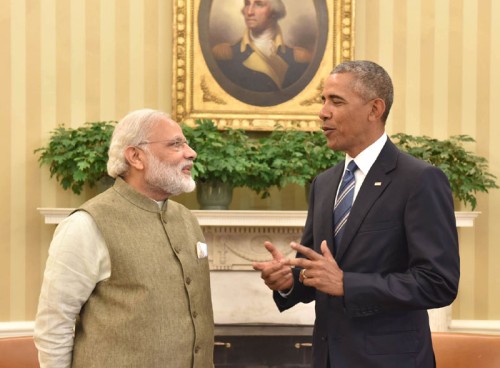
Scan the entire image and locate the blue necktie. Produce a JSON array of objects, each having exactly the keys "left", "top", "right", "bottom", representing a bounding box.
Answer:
[{"left": 333, "top": 160, "right": 358, "bottom": 251}]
